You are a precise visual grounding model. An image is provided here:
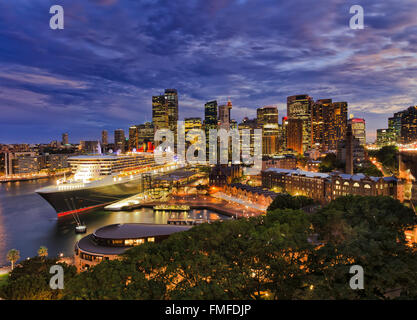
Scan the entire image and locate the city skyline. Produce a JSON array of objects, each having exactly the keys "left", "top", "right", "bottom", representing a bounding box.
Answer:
[{"left": 1, "top": 0, "right": 417, "bottom": 143}]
